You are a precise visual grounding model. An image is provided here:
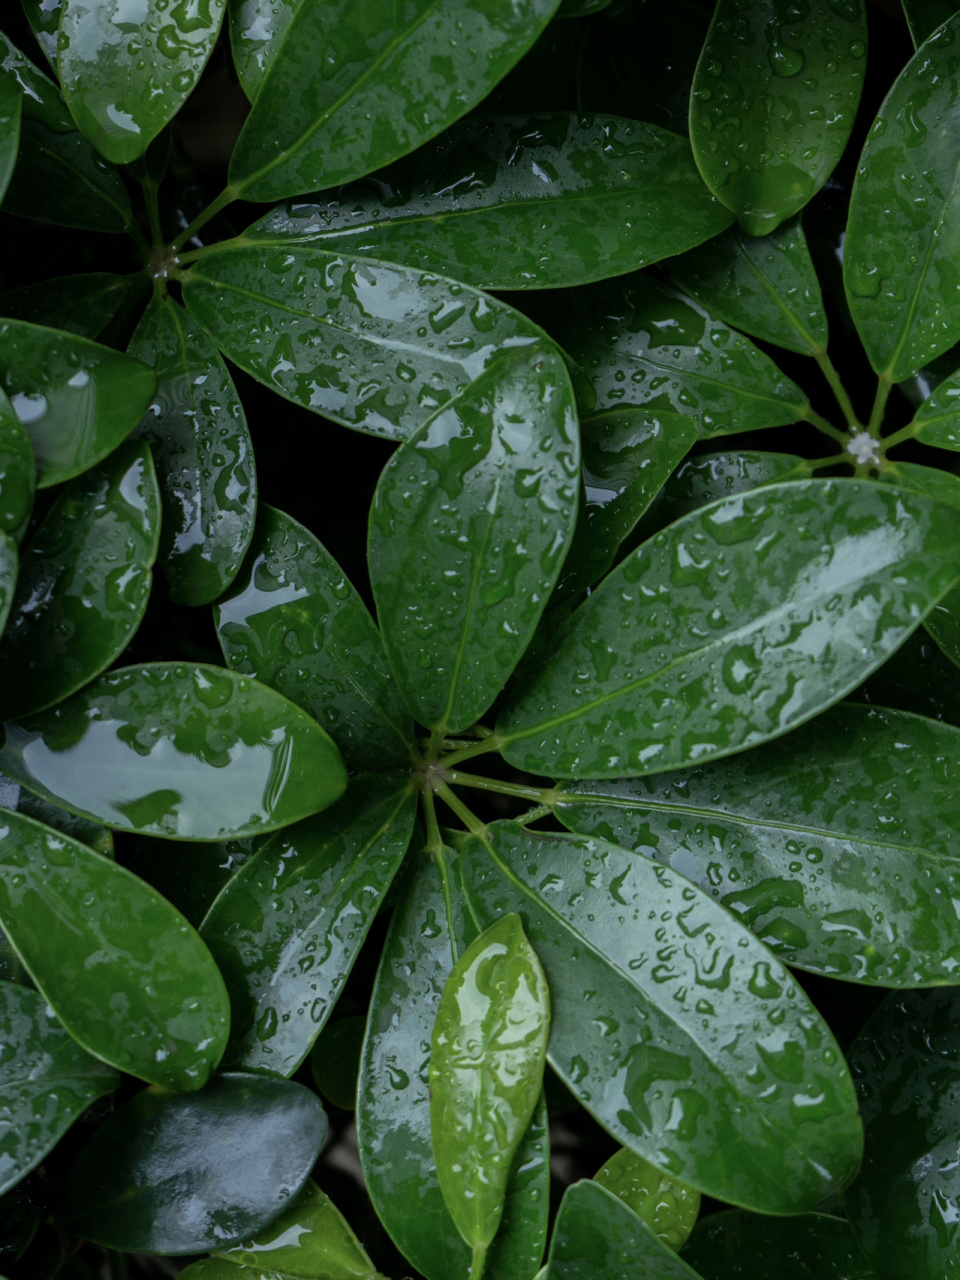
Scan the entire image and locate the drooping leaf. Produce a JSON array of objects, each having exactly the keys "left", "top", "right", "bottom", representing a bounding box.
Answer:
[
  {"left": 214, "top": 504, "right": 412, "bottom": 769},
  {"left": 681, "top": 1210, "right": 878, "bottom": 1279},
  {"left": 57, "top": 1074, "right": 328, "bottom": 1254},
  {"left": 690, "top": 0, "right": 867, "bottom": 236},
  {"left": 0, "top": 663, "right": 347, "bottom": 840},
  {"left": 593, "top": 1149, "right": 699, "bottom": 1252},
  {"left": 0, "top": 980, "right": 118, "bottom": 1197},
  {"left": 498, "top": 479, "right": 960, "bottom": 779},
  {"left": 556, "top": 703, "right": 960, "bottom": 986},
  {"left": 201, "top": 773, "right": 416, "bottom": 1077},
  {"left": 244, "top": 114, "right": 733, "bottom": 290},
  {"left": 0, "top": 441, "right": 161, "bottom": 721},
  {"left": 368, "top": 344, "right": 579, "bottom": 733},
  {"left": 909, "top": 365, "right": 960, "bottom": 448},
  {"left": 462, "top": 821, "right": 863, "bottom": 1212},
  {"left": 3, "top": 119, "right": 133, "bottom": 233},
  {"left": 182, "top": 244, "right": 546, "bottom": 442},
  {"left": 552, "top": 273, "right": 810, "bottom": 436},
  {"left": 227, "top": 0, "right": 564, "bottom": 202},
  {"left": 58, "top": 0, "right": 227, "bottom": 163},
  {"left": 0, "top": 320, "right": 156, "bottom": 488},
  {"left": 0, "top": 75, "right": 21, "bottom": 208},
  {"left": 903, "top": 0, "right": 958, "bottom": 46},
  {"left": 227, "top": 0, "right": 294, "bottom": 98},
  {"left": 127, "top": 296, "right": 257, "bottom": 606},
  {"left": 0, "top": 273, "right": 141, "bottom": 341},
  {"left": 0, "top": 388, "right": 34, "bottom": 541}
]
